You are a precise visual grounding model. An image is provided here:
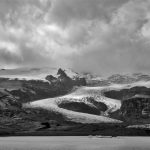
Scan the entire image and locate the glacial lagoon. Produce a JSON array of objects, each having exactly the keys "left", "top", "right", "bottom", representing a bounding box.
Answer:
[{"left": 0, "top": 136, "right": 149, "bottom": 150}]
